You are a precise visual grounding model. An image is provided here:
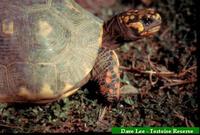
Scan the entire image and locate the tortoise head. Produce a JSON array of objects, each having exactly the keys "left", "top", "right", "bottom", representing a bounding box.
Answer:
[
  {"left": 103, "top": 8, "right": 162, "bottom": 49},
  {"left": 118, "top": 8, "right": 162, "bottom": 39}
]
